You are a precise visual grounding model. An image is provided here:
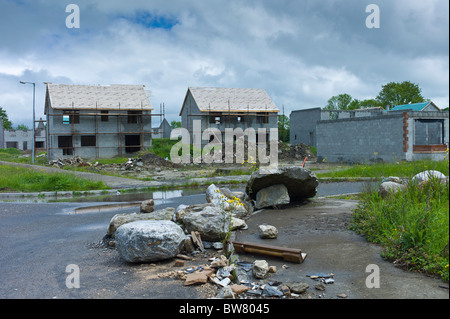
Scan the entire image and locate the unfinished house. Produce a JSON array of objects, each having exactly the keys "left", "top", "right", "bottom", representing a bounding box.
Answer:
[
  {"left": 44, "top": 84, "right": 153, "bottom": 160},
  {"left": 290, "top": 103, "right": 448, "bottom": 163},
  {"left": 179, "top": 87, "right": 279, "bottom": 146},
  {"left": 1, "top": 119, "right": 46, "bottom": 151},
  {"left": 152, "top": 118, "right": 172, "bottom": 139}
]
